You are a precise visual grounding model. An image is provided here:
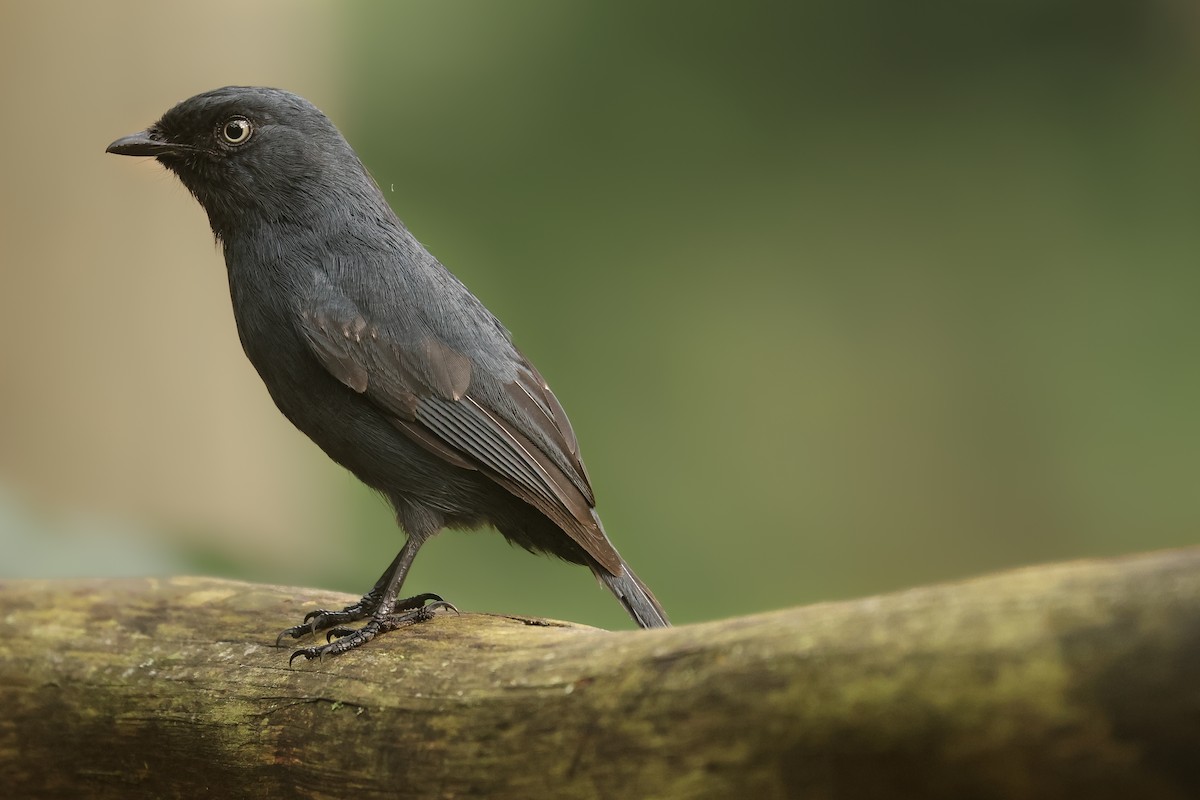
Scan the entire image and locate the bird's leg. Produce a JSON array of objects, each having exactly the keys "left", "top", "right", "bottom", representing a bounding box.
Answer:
[
  {"left": 285, "top": 536, "right": 455, "bottom": 663},
  {"left": 275, "top": 549, "right": 409, "bottom": 644}
]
